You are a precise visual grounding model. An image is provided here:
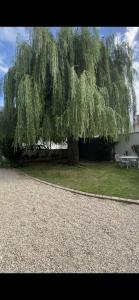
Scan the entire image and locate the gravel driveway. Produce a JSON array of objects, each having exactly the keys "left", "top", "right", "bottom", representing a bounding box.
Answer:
[{"left": 0, "top": 168, "right": 139, "bottom": 273}]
